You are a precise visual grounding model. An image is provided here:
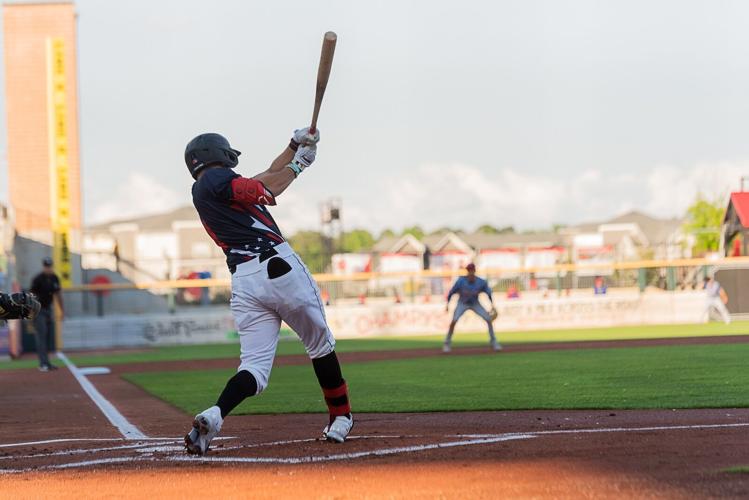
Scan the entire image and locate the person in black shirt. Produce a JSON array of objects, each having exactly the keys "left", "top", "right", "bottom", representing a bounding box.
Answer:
[{"left": 30, "top": 258, "right": 64, "bottom": 372}]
